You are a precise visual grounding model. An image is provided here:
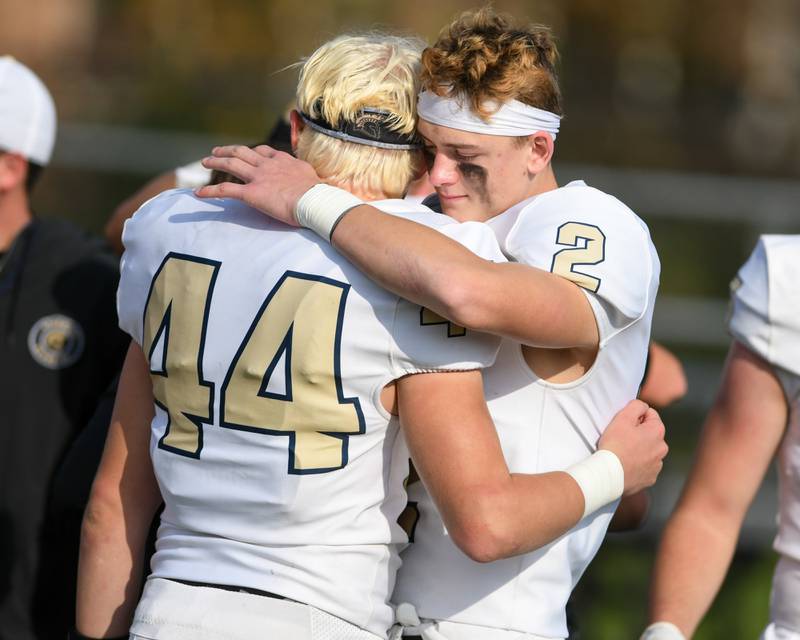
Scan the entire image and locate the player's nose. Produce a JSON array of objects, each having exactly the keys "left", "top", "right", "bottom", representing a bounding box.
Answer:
[{"left": 428, "top": 153, "right": 459, "bottom": 187}]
